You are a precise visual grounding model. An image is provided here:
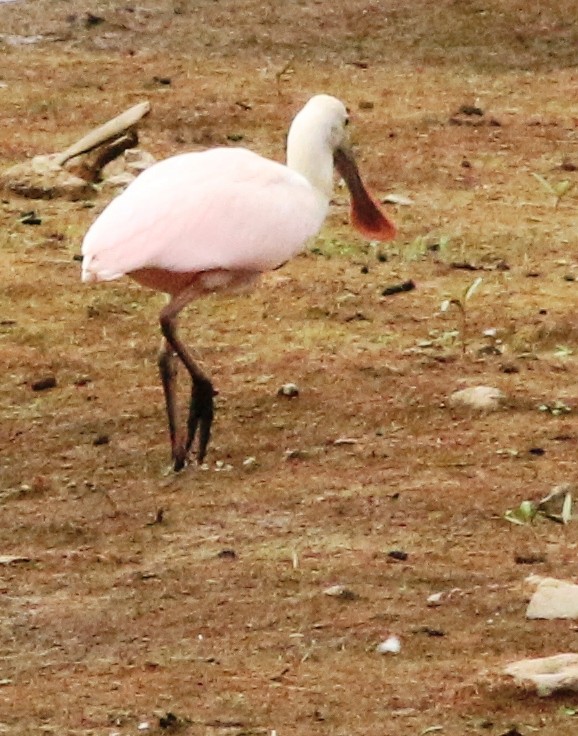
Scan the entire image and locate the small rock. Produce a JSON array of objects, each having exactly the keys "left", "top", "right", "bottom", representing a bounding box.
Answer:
[
  {"left": 381, "top": 193, "right": 414, "bottom": 206},
  {"left": 278, "top": 382, "right": 299, "bottom": 398},
  {"left": 449, "top": 385, "right": 506, "bottom": 411},
  {"left": 525, "top": 575, "right": 578, "bottom": 619},
  {"left": 85, "top": 12, "right": 105, "bottom": 27},
  {"left": 500, "top": 362, "right": 520, "bottom": 374},
  {"left": 387, "top": 549, "right": 408, "bottom": 561},
  {"left": 74, "top": 376, "right": 92, "bottom": 387},
  {"left": 427, "top": 592, "right": 444, "bottom": 606},
  {"left": 217, "top": 549, "right": 237, "bottom": 560},
  {"left": 242, "top": 456, "right": 258, "bottom": 470},
  {"left": 0, "top": 34, "right": 45, "bottom": 47},
  {"left": 381, "top": 279, "right": 416, "bottom": 297},
  {"left": 376, "top": 634, "right": 401, "bottom": 654},
  {"left": 514, "top": 552, "right": 546, "bottom": 565},
  {"left": 0, "top": 157, "right": 95, "bottom": 200},
  {"left": 477, "top": 344, "right": 502, "bottom": 357},
  {"left": 504, "top": 653, "right": 578, "bottom": 696},
  {"left": 458, "top": 104, "right": 484, "bottom": 116},
  {"left": 323, "top": 584, "right": 357, "bottom": 600},
  {"left": 0, "top": 555, "right": 31, "bottom": 565},
  {"left": 284, "top": 448, "right": 308, "bottom": 460},
  {"left": 159, "top": 713, "right": 179, "bottom": 729},
  {"left": 93, "top": 434, "right": 110, "bottom": 446},
  {"left": 333, "top": 437, "right": 358, "bottom": 446},
  {"left": 31, "top": 375, "right": 57, "bottom": 391},
  {"left": 214, "top": 460, "right": 233, "bottom": 472}
]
